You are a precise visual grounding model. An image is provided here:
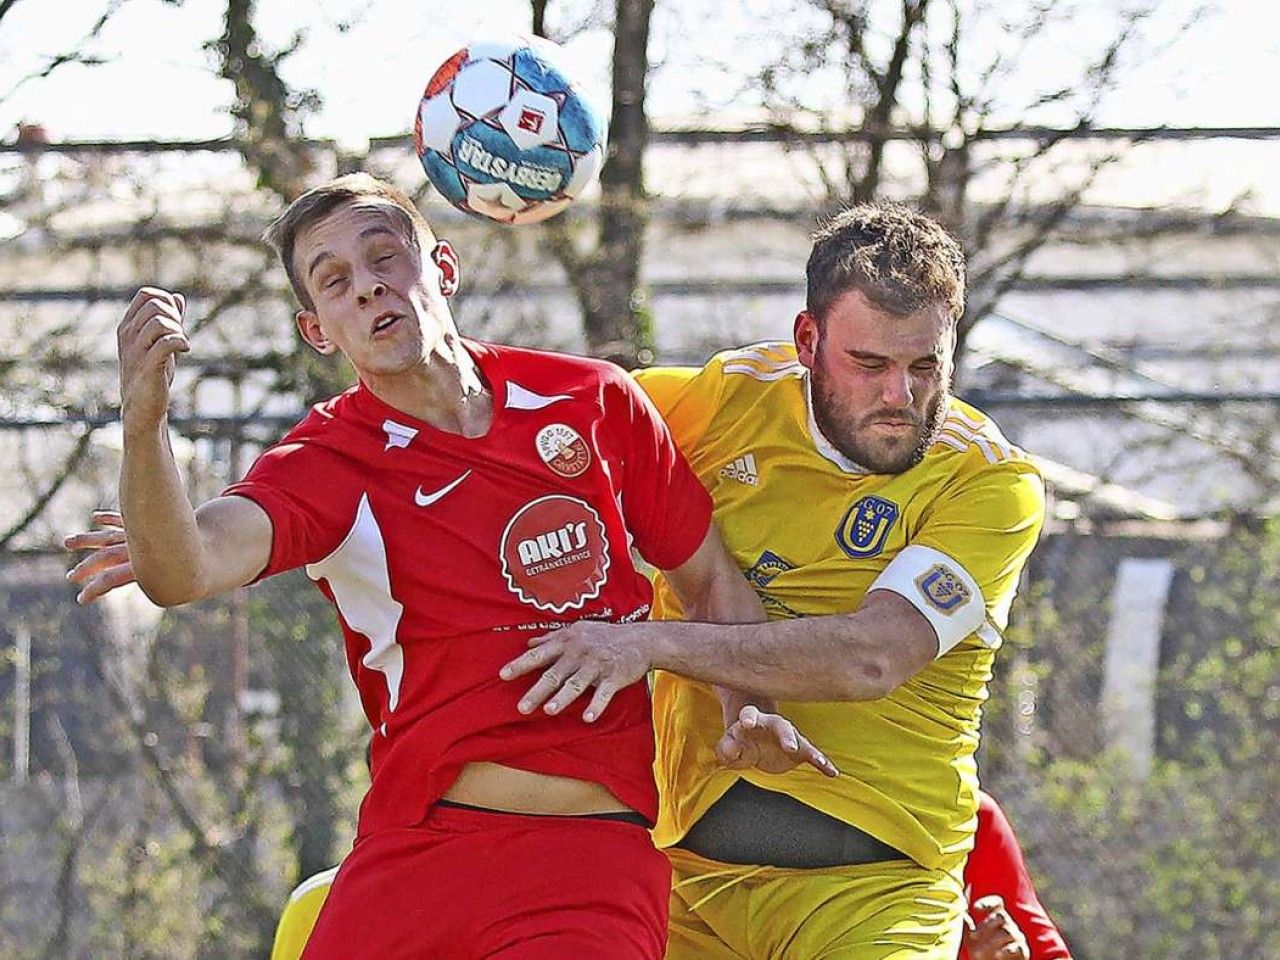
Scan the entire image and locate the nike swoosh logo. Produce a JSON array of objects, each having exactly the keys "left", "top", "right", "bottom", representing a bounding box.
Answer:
[{"left": 414, "top": 470, "right": 472, "bottom": 507}]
